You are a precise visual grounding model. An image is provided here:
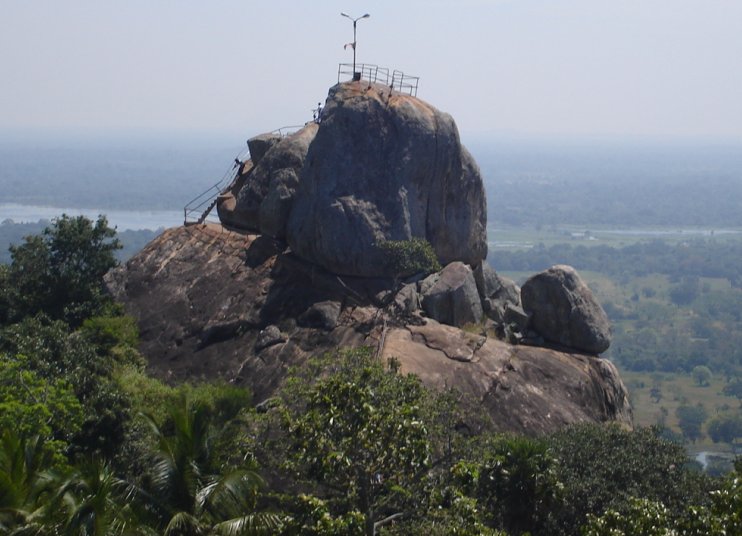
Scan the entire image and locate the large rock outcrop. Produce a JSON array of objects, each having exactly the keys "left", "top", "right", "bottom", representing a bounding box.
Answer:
[
  {"left": 287, "top": 83, "right": 487, "bottom": 277},
  {"left": 220, "top": 82, "right": 487, "bottom": 278},
  {"left": 105, "top": 225, "right": 631, "bottom": 435},
  {"left": 218, "top": 123, "right": 318, "bottom": 238},
  {"left": 420, "top": 261, "right": 483, "bottom": 327},
  {"left": 521, "top": 265, "right": 612, "bottom": 354}
]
